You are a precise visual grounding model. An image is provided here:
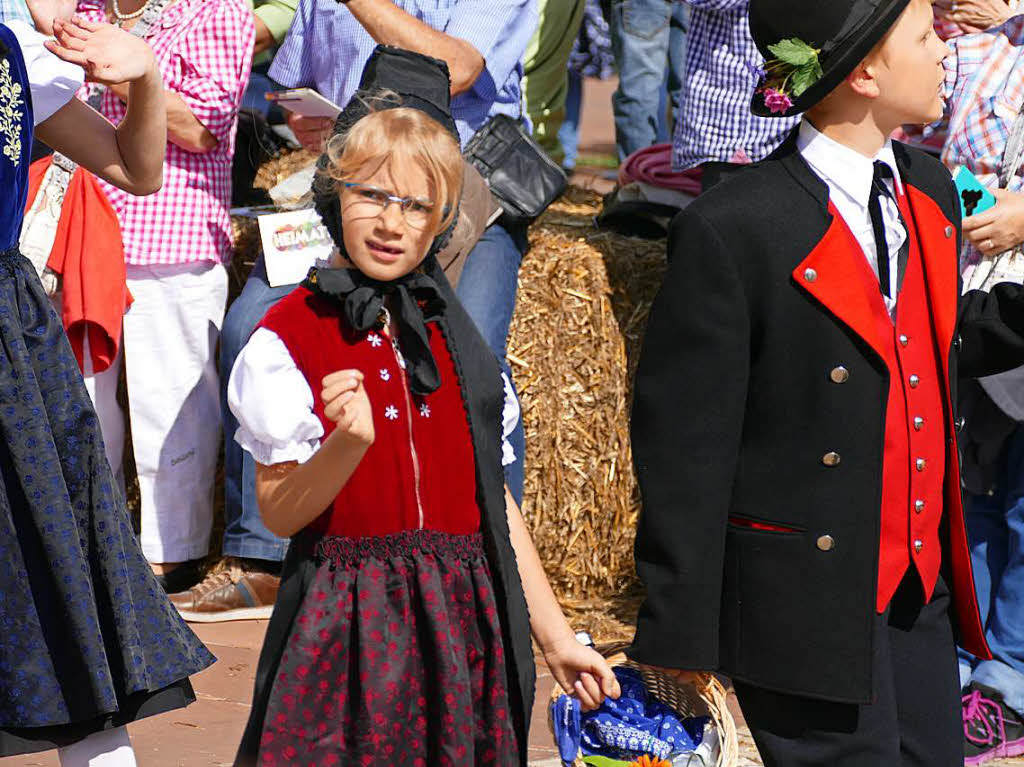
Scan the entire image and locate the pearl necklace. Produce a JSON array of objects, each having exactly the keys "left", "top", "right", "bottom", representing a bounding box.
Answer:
[{"left": 110, "top": 0, "right": 151, "bottom": 26}]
